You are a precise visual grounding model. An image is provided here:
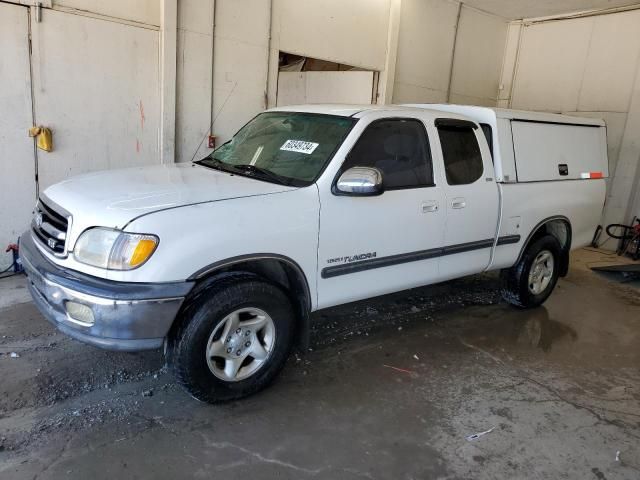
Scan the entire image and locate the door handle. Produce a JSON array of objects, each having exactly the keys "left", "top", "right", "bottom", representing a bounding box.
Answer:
[
  {"left": 451, "top": 197, "right": 466, "bottom": 209},
  {"left": 421, "top": 201, "right": 439, "bottom": 213}
]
